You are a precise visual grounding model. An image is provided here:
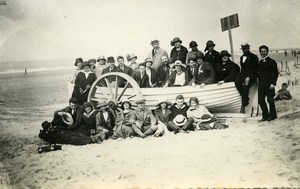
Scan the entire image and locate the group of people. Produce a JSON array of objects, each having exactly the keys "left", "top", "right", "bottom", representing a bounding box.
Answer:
[
  {"left": 39, "top": 94, "right": 228, "bottom": 145},
  {"left": 70, "top": 37, "right": 280, "bottom": 123}
]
